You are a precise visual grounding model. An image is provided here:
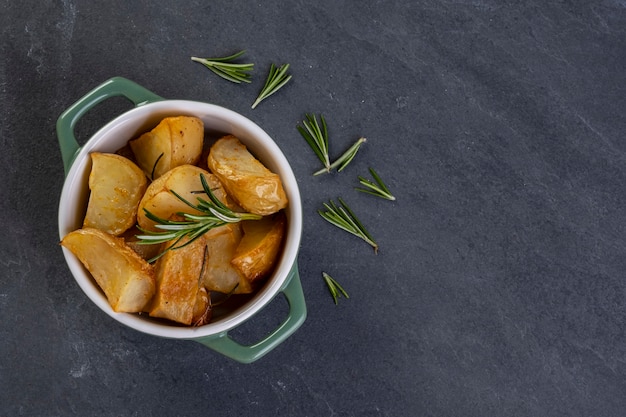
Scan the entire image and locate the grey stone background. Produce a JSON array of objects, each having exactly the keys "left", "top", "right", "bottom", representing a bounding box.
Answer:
[{"left": 2, "top": 1, "right": 626, "bottom": 416}]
